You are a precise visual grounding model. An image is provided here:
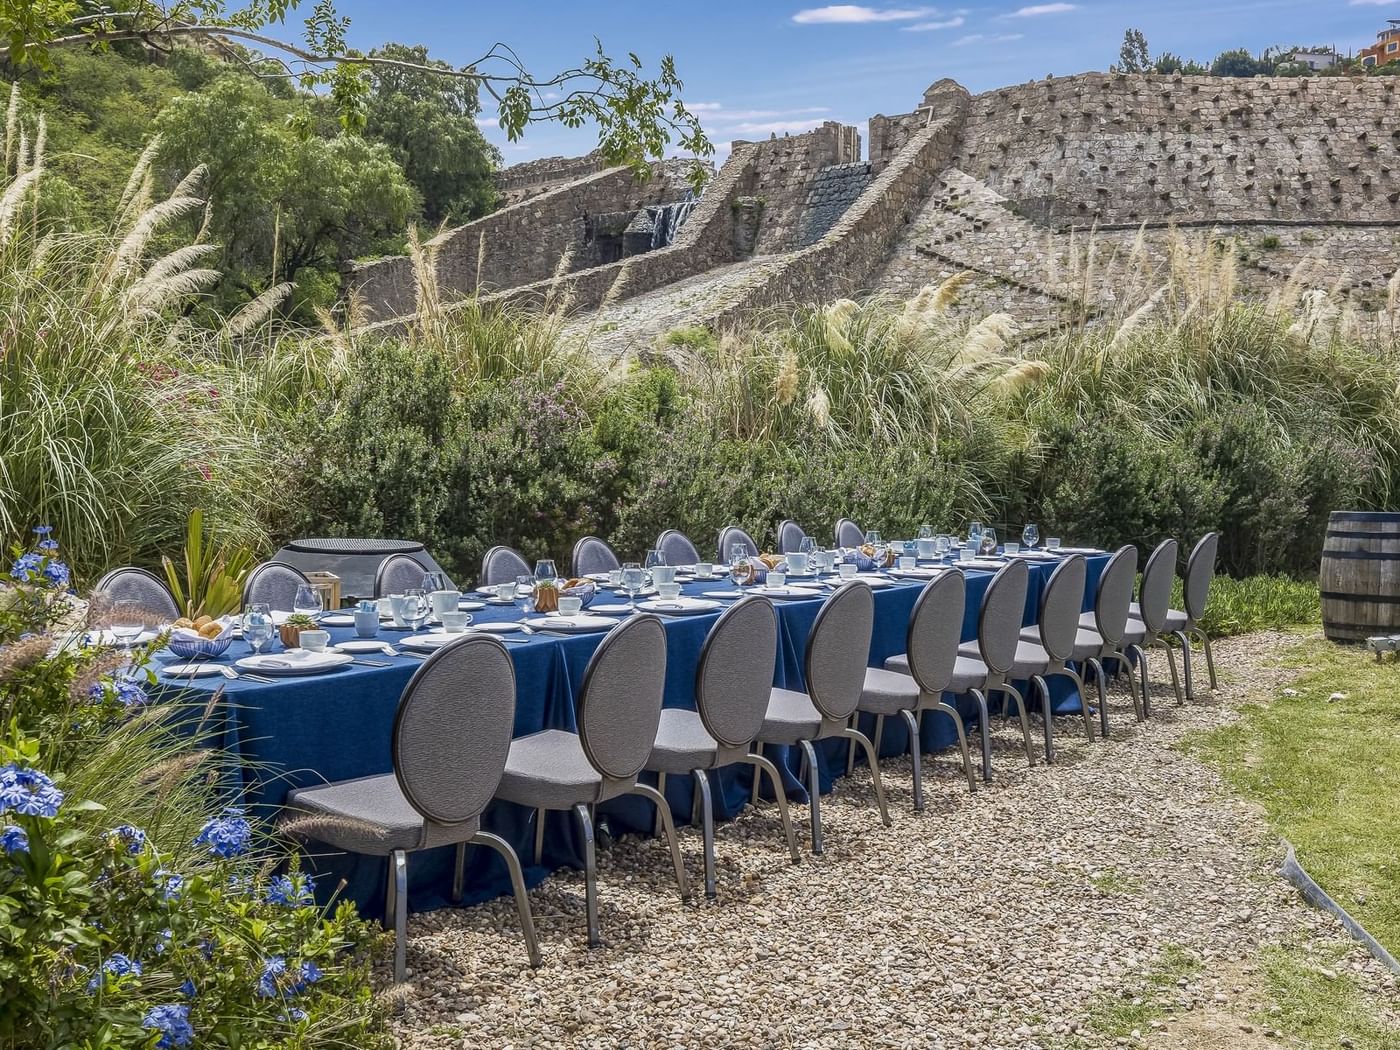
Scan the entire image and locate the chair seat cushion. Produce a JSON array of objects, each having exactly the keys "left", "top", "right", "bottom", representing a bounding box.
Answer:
[
  {"left": 496, "top": 729, "right": 617, "bottom": 810},
  {"left": 1121, "top": 617, "right": 1148, "bottom": 644},
  {"left": 1070, "top": 626, "right": 1107, "bottom": 661},
  {"left": 758, "top": 688, "right": 823, "bottom": 745},
  {"left": 886, "top": 652, "right": 990, "bottom": 694},
  {"left": 1009, "top": 637, "right": 1053, "bottom": 677},
  {"left": 285, "top": 773, "right": 477, "bottom": 855},
  {"left": 1128, "top": 603, "right": 1190, "bottom": 632},
  {"left": 858, "top": 667, "right": 921, "bottom": 716},
  {"left": 646, "top": 708, "right": 743, "bottom": 774}
]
